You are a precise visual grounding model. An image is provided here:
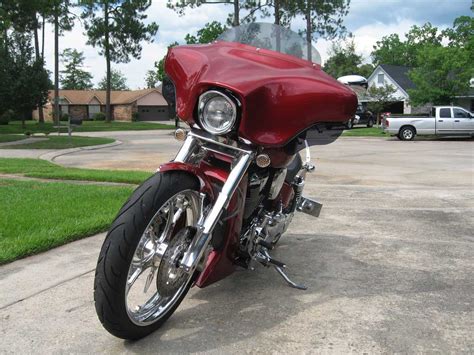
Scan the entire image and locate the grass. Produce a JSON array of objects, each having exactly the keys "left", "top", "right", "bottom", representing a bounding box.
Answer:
[
  {"left": 342, "top": 127, "right": 388, "bottom": 137},
  {"left": 0, "top": 179, "right": 134, "bottom": 264},
  {"left": 0, "top": 120, "right": 174, "bottom": 135},
  {"left": 0, "top": 135, "right": 114, "bottom": 149},
  {"left": 0, "top": 158, "right": 152, "bottom": 184},
  {"left": 0, "top": 134, "right": 27, "bottom": 143}
]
